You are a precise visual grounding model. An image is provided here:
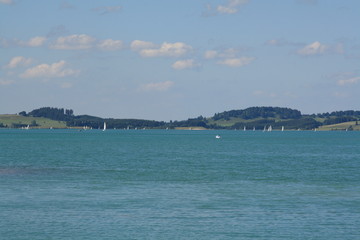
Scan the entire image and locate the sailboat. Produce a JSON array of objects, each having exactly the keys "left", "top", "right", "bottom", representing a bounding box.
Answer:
[
  {"left": 281, "top": 126, "right": 284, "bottom": 131},
  {"left": 103, "top": 122, "right": 106, "bottom": 131},
  {"left": 243, "top": 126, "right": 246, "bottom": 131},
  {"left": 268, "top": 125, "right": 272, "bottom": 132}
]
